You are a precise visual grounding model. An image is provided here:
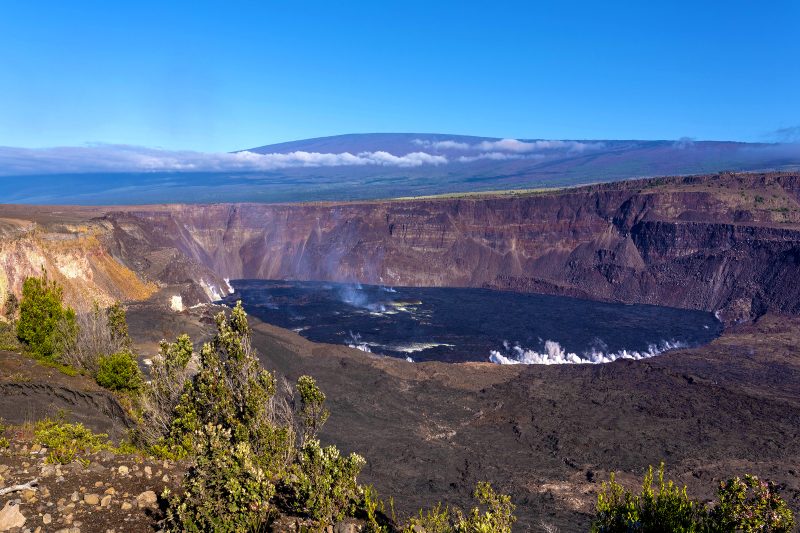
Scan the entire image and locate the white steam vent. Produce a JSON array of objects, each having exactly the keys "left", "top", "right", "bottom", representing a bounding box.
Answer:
[
  {"left": 170, "top": 295, "right": 184, "bottom": 312},
  {"left": 490, "top": 339, "right": 687, "bottom": 365}
]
